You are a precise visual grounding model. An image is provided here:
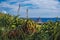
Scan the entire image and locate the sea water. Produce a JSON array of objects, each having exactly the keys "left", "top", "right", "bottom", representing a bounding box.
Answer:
[{"left": 30, "top": 18, "right": 60, "bottom": 22}]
